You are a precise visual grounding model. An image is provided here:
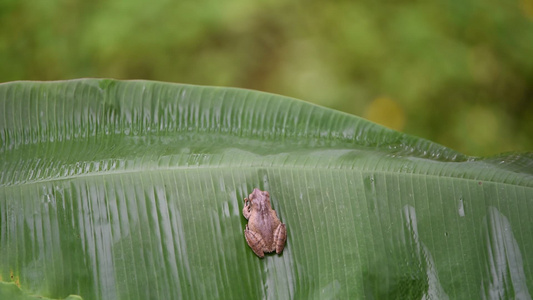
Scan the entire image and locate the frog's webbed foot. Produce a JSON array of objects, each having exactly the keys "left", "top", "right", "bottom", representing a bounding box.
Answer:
[
  {"left": 244, "top": 225, "right": 266, "bottom": 258},
  {"left": 274, "top": 223, "right": 287, "bottom": 254},
  {"left": 243, "top": 198, "right": 251, "bottom": 219}
]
